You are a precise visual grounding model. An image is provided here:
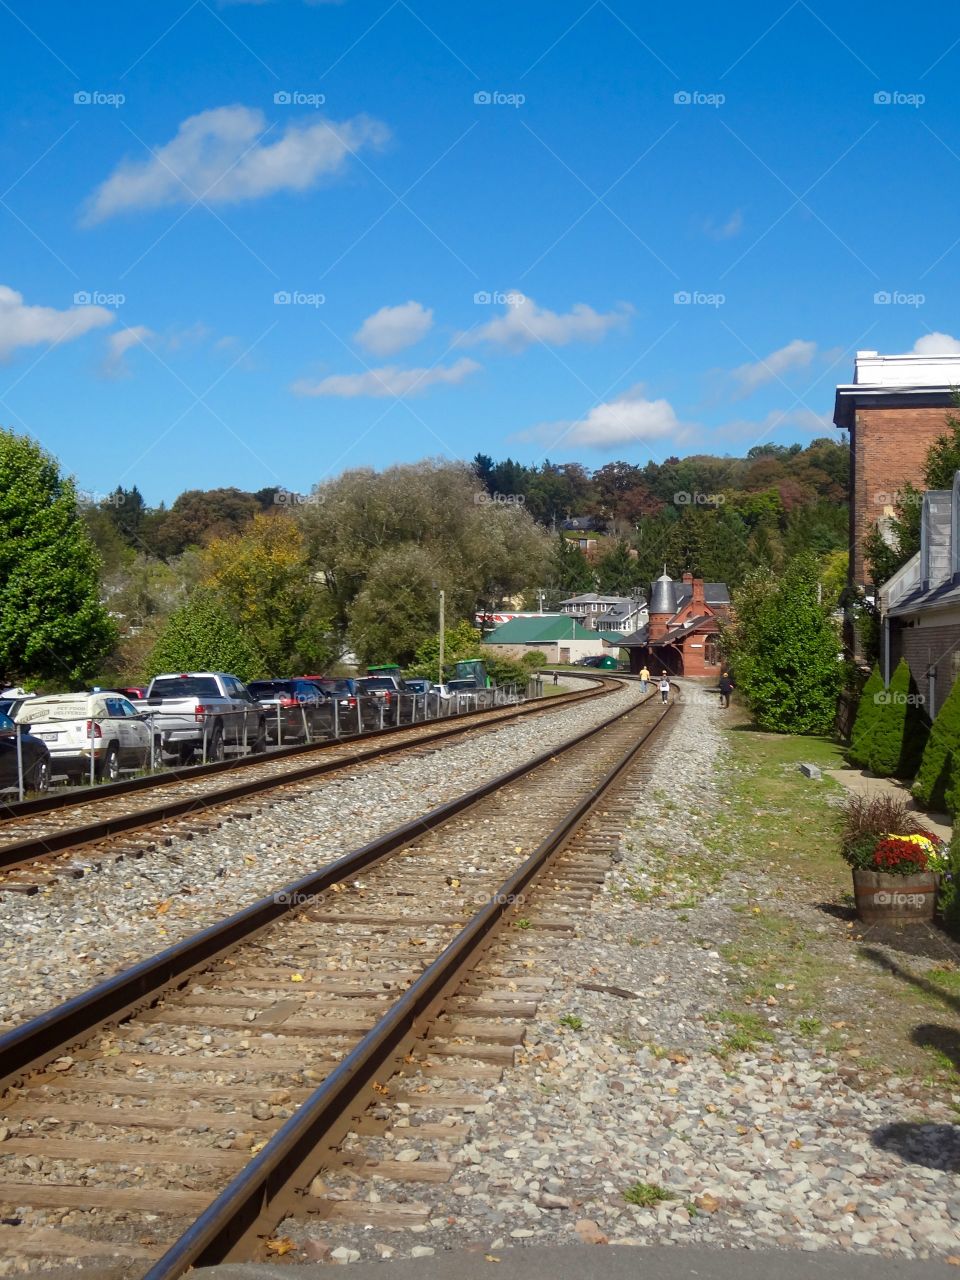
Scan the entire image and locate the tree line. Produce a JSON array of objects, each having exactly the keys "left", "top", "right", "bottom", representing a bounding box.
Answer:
[{"left": 0, "top": 428, "right": 851, "bottom": 690}]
